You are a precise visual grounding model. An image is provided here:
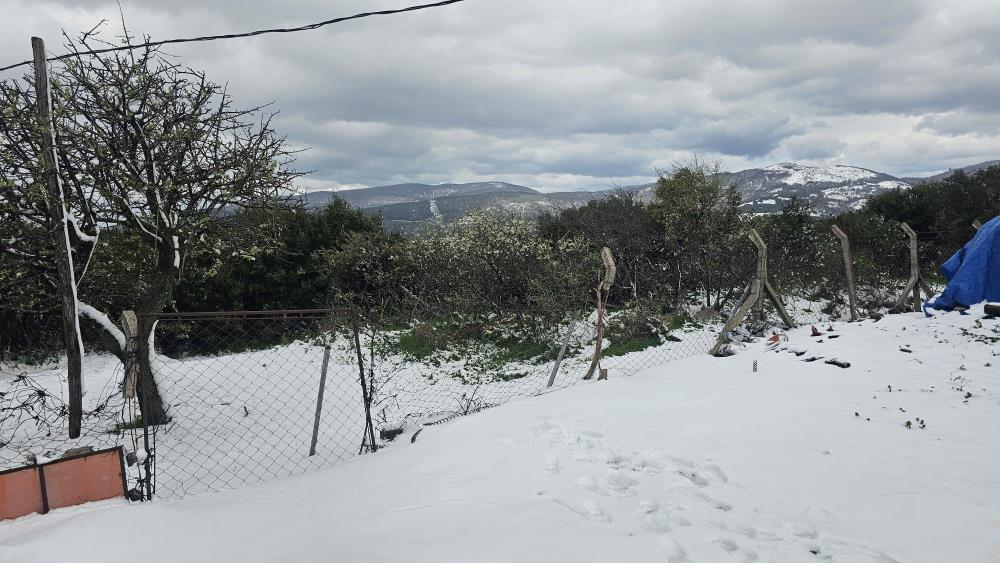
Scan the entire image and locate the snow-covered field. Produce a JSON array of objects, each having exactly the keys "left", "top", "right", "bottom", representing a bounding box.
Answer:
[
  {"left": 1, "top": 306, "right": 997, "bottom": 562},
  {"left": 0, "top": 315, "right": 721, "bottom": 498}
]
